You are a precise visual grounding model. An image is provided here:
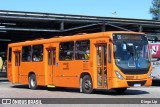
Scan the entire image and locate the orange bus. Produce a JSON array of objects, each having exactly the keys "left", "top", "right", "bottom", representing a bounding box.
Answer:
[{"left": 7, "top": 31, "right": 152, "bottom": 94}]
